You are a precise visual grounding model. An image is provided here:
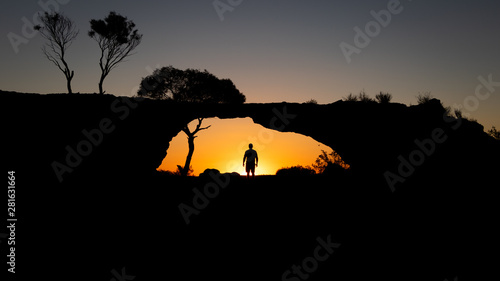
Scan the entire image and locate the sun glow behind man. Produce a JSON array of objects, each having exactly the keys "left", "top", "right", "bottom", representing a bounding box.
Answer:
[{"left": 157, "top": 117, "right": 335, "bottom": 176}]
